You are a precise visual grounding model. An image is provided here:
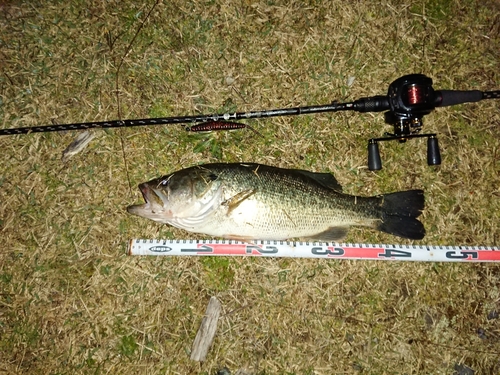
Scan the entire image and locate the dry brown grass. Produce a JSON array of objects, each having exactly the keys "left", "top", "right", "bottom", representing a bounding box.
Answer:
[{"left": 1, "top": 0, "right": 499, "bottom": 374}]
